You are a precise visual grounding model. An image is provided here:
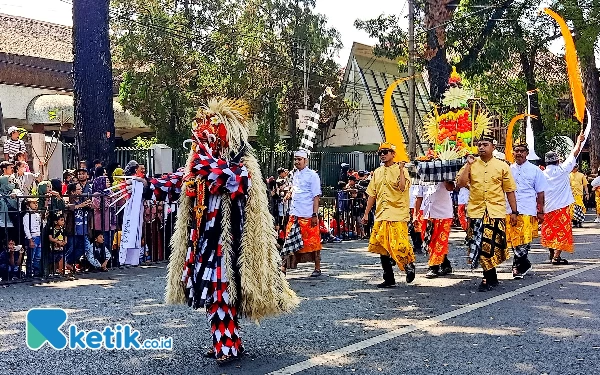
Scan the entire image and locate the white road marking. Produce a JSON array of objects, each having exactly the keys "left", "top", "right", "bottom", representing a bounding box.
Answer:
[{"left": 268, "top": 262, "right": 600, "bottom": 375}]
